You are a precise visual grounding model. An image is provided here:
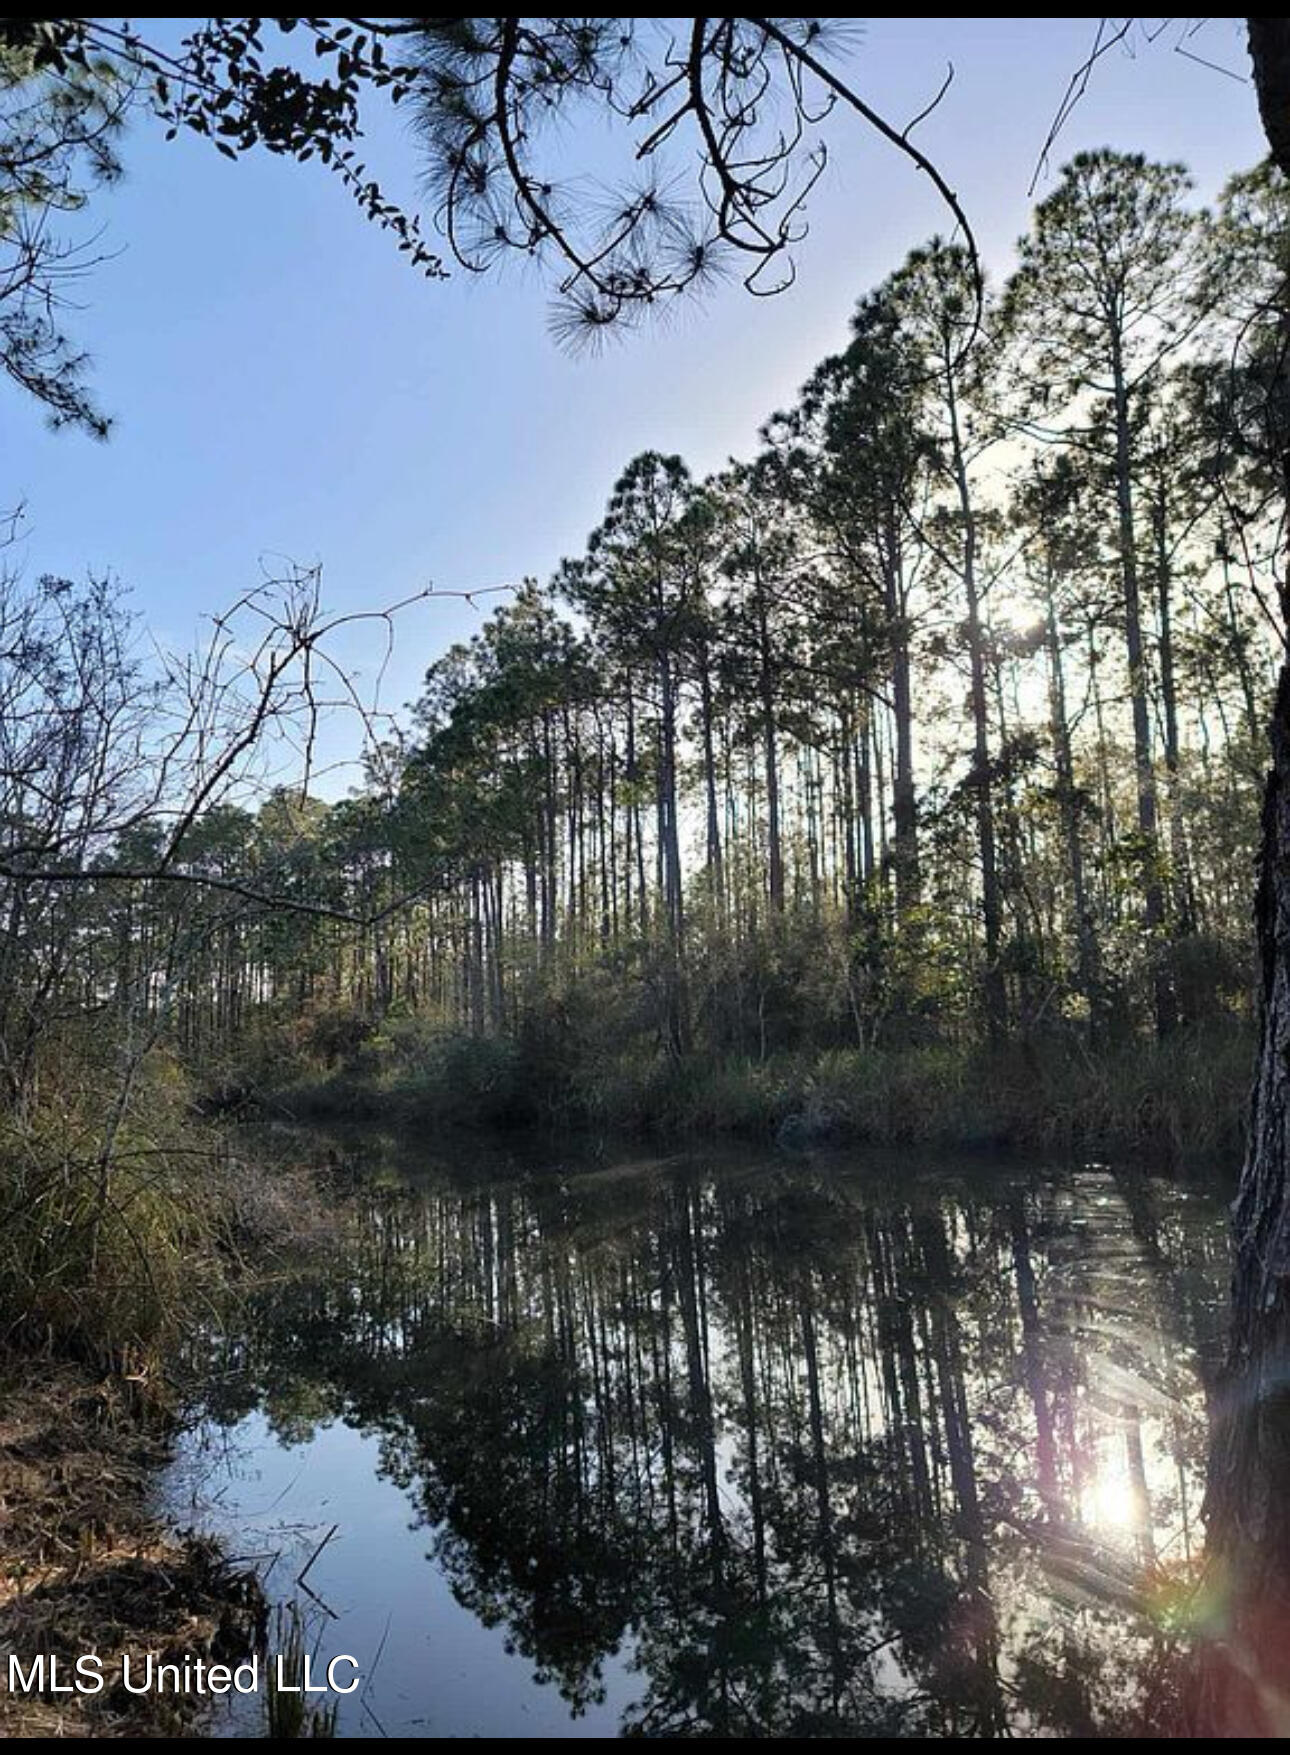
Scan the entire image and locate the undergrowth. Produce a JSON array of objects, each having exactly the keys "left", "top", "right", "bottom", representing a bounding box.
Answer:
[{"left": 253, "top": 1004, "right": 1253, "bottom": 1162}]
